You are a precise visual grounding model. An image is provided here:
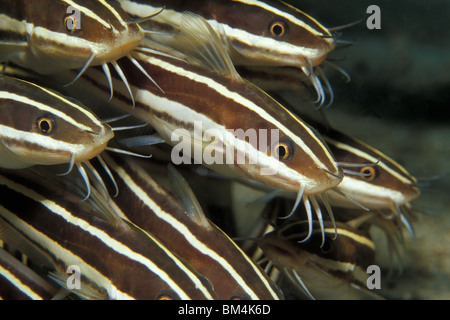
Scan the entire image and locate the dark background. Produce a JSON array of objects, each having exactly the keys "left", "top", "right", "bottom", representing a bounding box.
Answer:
[{"left": 282, "top": 0, "right": 450, "bottom": 299}]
